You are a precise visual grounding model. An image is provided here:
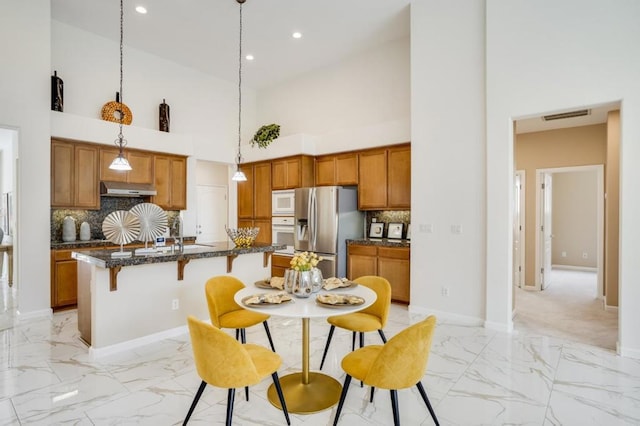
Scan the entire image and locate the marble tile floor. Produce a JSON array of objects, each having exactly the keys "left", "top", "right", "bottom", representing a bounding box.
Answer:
[{"left": 1, "top": 282, "right": 640, "bottom": 425}]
